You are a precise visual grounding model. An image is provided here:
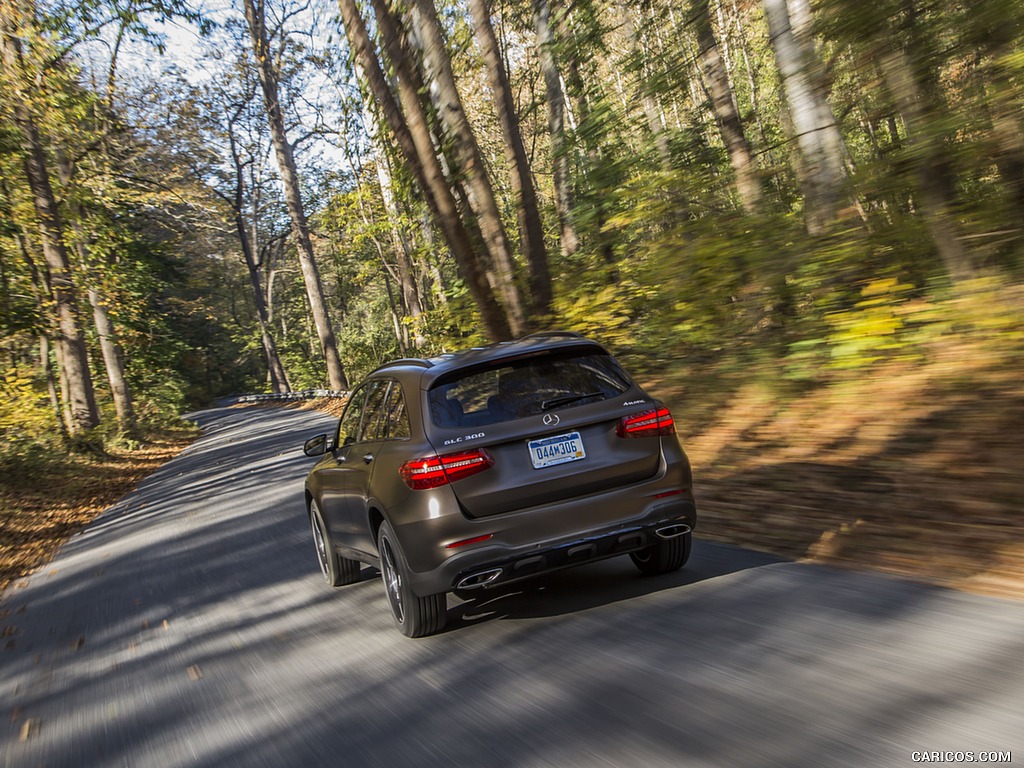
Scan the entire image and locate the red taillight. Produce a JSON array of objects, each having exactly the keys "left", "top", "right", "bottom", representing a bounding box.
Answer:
[
  {"left": 400, "top": 448, "right": 494, "bottom": 490},
  {"left": 616, "top": 407, "right": 676, "bottom": 438}
]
